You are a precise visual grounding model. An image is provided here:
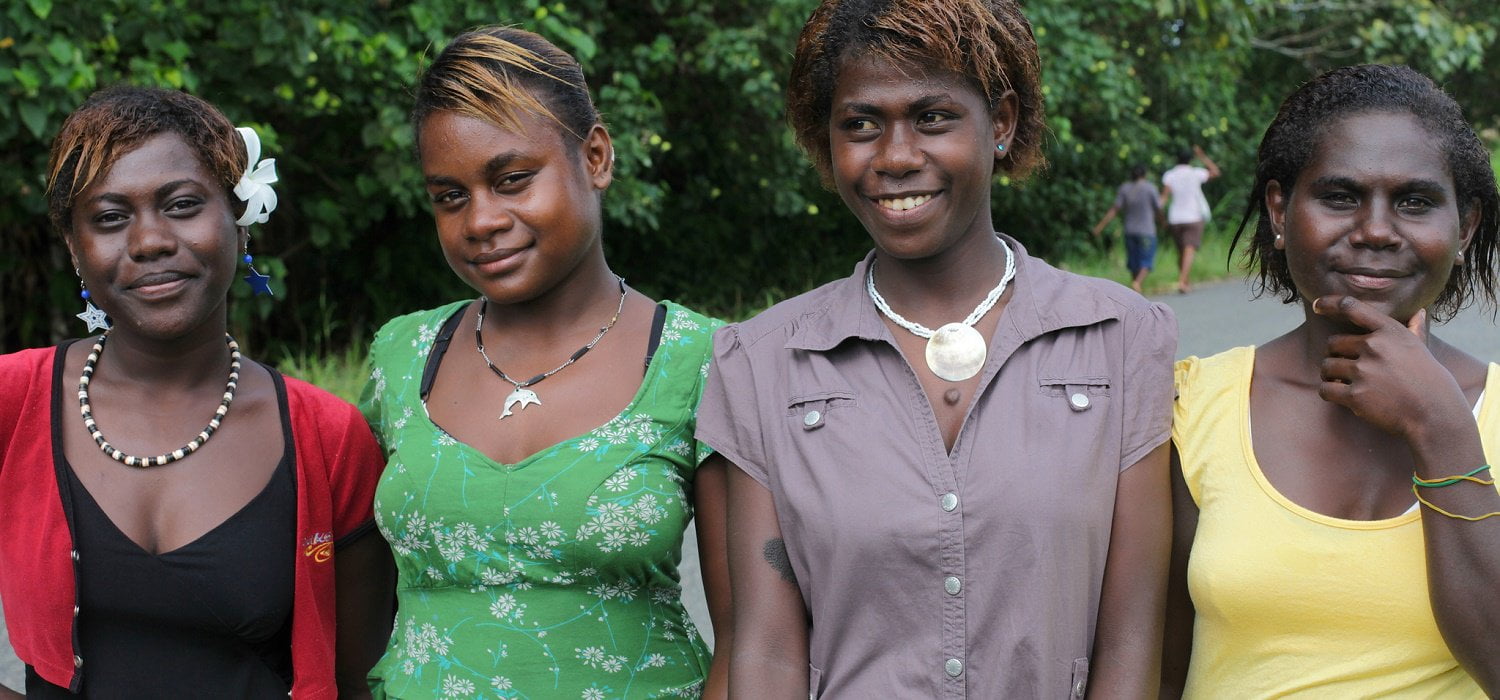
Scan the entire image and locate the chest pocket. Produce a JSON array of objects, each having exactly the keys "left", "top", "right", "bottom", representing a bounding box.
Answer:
[
  {"left": 1039, "top": 375, "right": 1111, "bottom": 410},
  {"left": 785, "top": 390, "right": 857, "bottom": 431}
]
